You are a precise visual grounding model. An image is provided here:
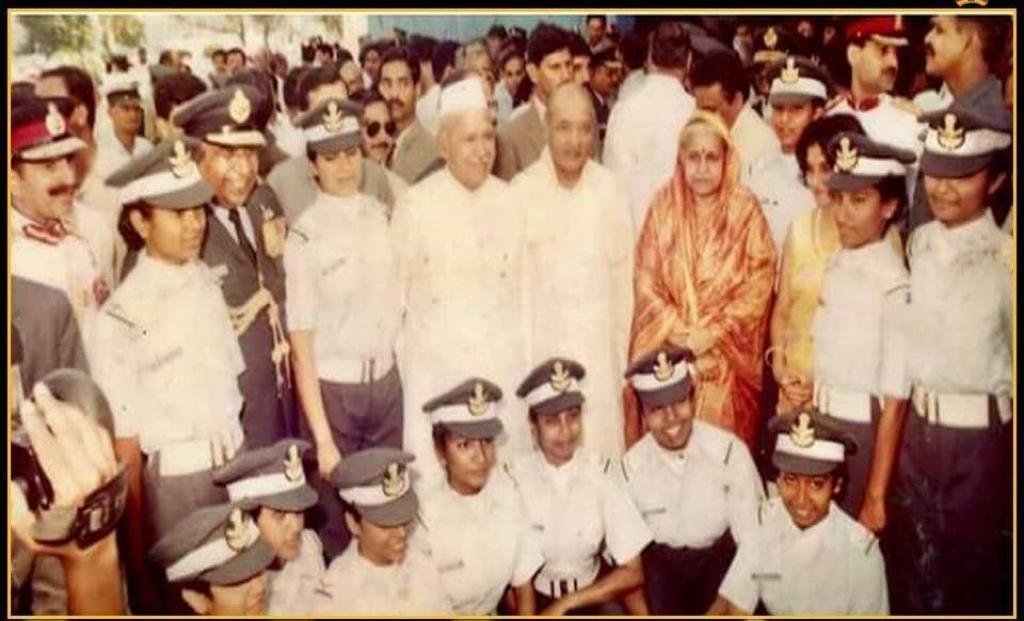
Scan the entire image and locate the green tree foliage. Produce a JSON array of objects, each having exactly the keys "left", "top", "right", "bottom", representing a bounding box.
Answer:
[{"left": 17, "top": 15, "right": 94, "bottom": 57}]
